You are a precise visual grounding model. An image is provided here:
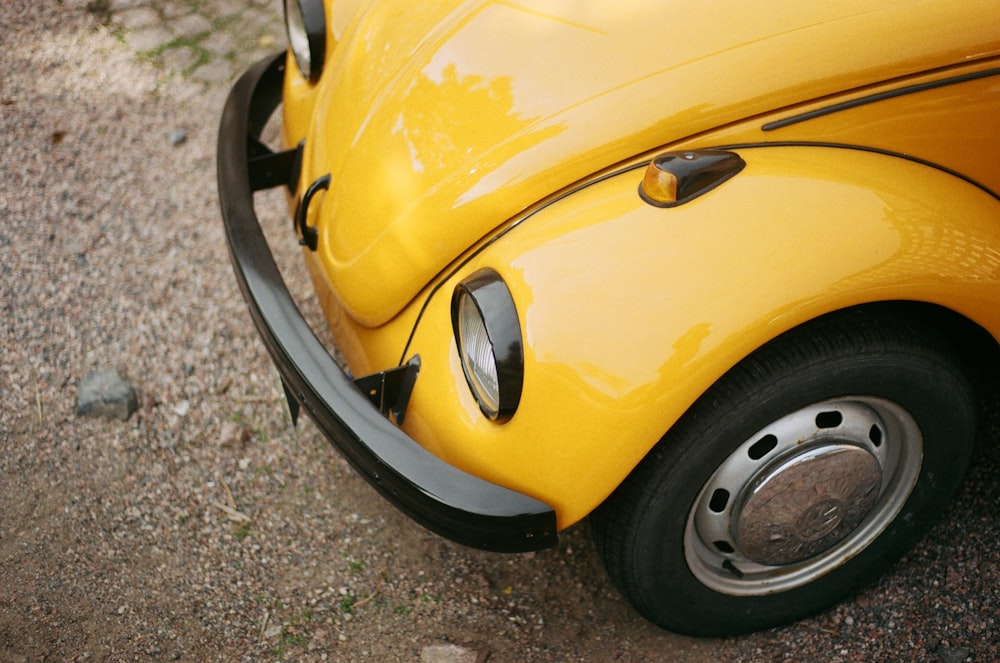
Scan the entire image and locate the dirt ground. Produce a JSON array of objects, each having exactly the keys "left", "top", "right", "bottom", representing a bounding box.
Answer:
[{"left": 2, "top": 2, "right": 998, "bottom": 662}]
